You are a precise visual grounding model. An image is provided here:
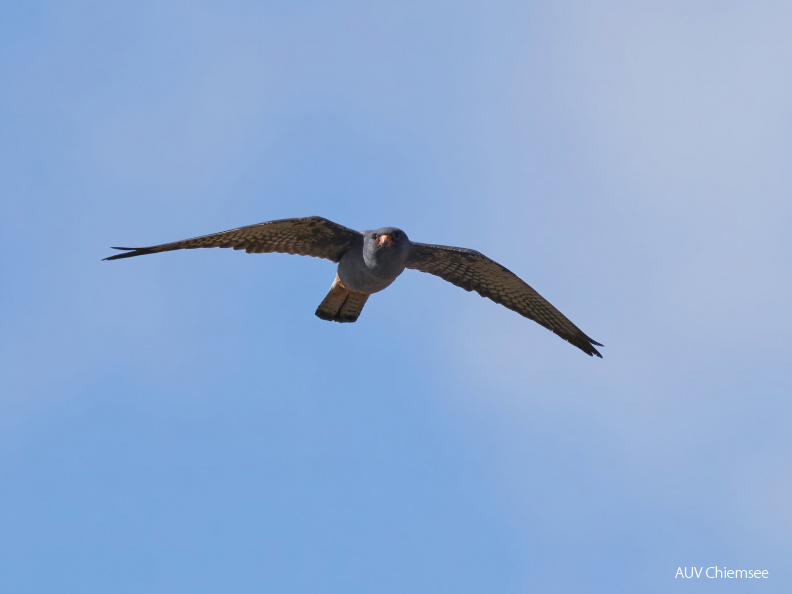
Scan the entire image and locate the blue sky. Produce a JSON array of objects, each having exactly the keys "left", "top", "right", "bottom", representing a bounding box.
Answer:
[{"left": 2, "top": 1, "right": 791, "bottom": 592}]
